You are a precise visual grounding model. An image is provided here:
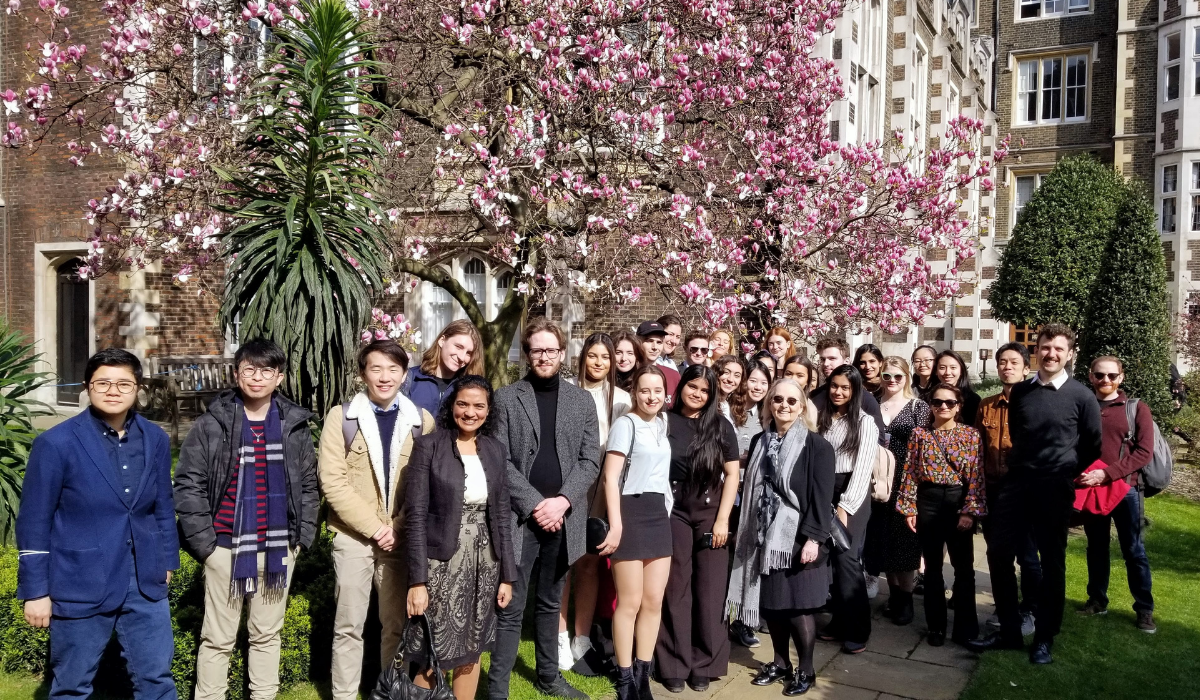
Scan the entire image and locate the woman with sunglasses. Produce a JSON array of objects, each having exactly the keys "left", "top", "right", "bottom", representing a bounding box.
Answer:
[
  {"left": 656, "top": 365, "right": 741, "bottom": 693},
  {"left": 863, "top": 358, "right": 928, "bottom": 626},
  {"left": 816, "top": 365, "right": 879, "bottom": 653},
  {"left": 910, "top": 345, "right": 938, "bottom": 399},
  {"left": 853, "top": 344, "right": 886, "bottom": 396},
  {"left": 896, "top": 384, "right": 985, "bottom": 647},
  {"left": 934, "top": 350, "right": 981, "bottom": 425},
  {"left": 727, "top": 378, "right": 835, "bottom": 697}
]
